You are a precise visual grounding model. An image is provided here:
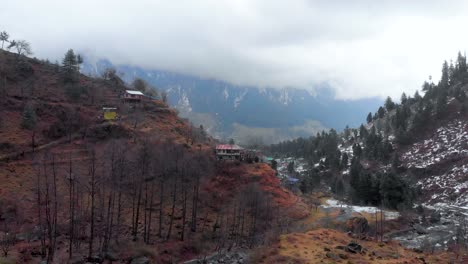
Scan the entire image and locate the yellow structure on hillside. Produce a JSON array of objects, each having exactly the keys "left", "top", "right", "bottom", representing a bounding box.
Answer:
[{"left": 103, "top": 107, "right": 117, "bottom": 120}]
